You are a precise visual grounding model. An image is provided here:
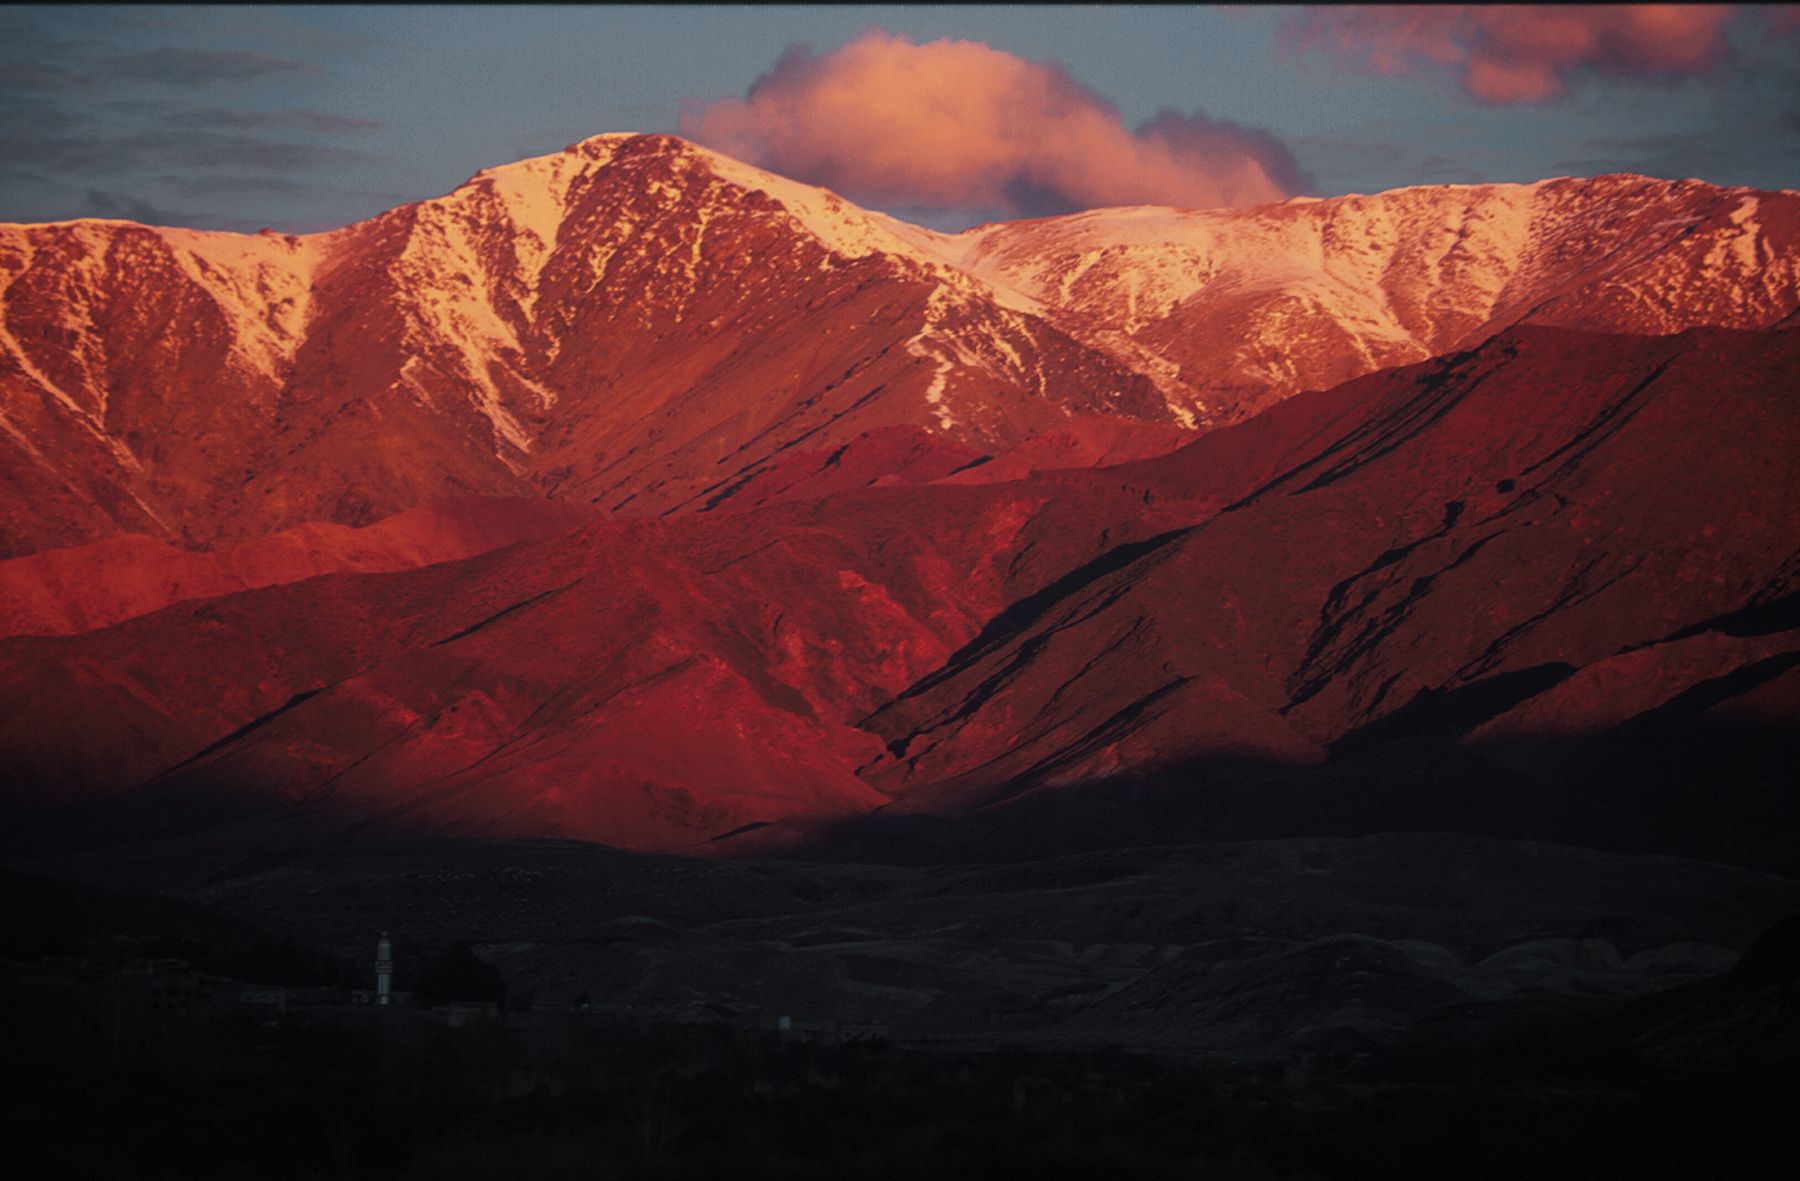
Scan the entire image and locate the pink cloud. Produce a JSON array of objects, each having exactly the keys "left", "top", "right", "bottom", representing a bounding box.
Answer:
[
  {"left": 1281, "top": 5, "right": 1742, "bottom": 104},
  {"left": 679, "top": 30, "right": 1309, "bottom": 217}
]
